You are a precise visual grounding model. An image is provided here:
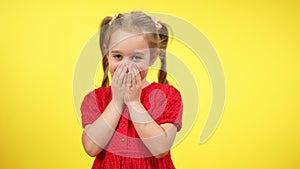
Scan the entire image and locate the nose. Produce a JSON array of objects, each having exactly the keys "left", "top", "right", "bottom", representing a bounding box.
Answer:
[
  {"left": 116, "top": 59, "right": 130, "bottom": 73},
  {"left": 123, "top": 58, "right": 130, "bottom": 65}
]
